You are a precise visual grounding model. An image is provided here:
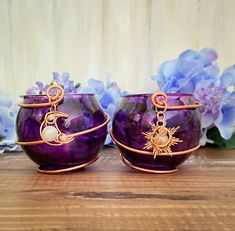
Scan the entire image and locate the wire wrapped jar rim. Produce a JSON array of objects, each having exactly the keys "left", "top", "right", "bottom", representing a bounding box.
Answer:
[
  {"left": 21, "top": 93, "right": 95, "bottom": 98},
  {"left": 123, "top": 93, "right": 201, "bottom": 110}
]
